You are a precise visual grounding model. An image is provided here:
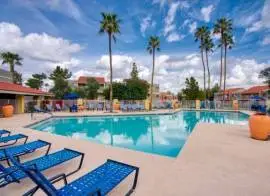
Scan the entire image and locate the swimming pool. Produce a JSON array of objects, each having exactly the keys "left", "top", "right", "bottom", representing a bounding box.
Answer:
[{"left": 30, "top": 111, "right": 249, "bottom": 157}]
